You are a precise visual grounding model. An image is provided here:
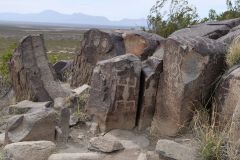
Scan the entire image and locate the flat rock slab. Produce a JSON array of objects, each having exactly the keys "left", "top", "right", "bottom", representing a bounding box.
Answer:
[
  {"left": 48, "top": 153, "right": 104, "bottom": 160},
  {"left": 103, "top": 149, "right": 141, "bottom": 160},
  {"left": 156, "top": 139, "right": 196, "bottom": 160},
  {"left": 89, "top": 136, "right": 124, "bottom": 153},
  {"left": 3, "top": 141, "right": 56, "bottom": 160}
]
